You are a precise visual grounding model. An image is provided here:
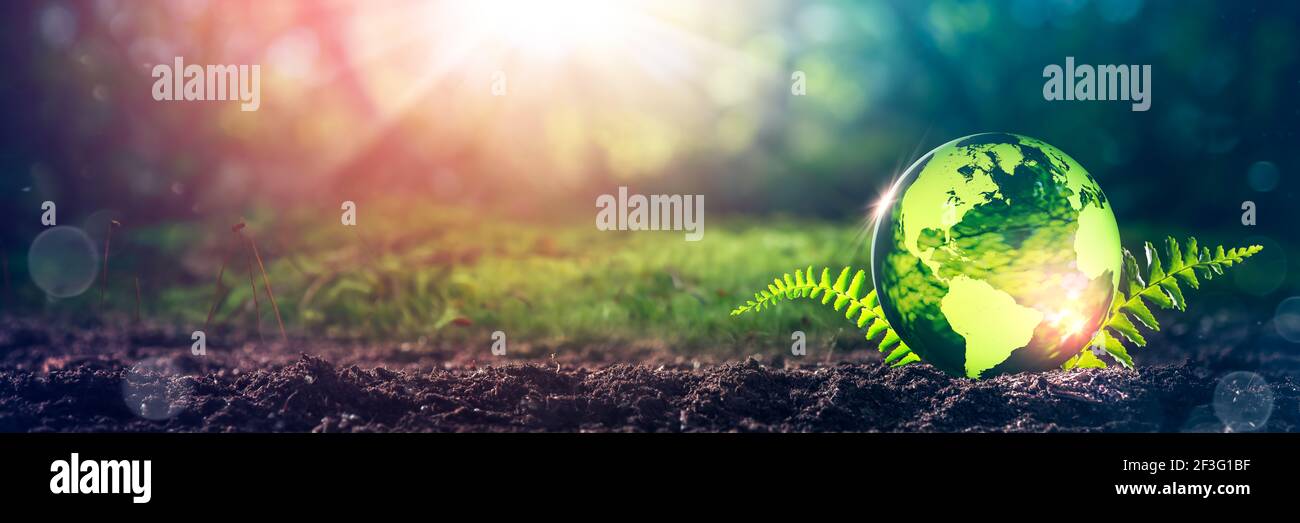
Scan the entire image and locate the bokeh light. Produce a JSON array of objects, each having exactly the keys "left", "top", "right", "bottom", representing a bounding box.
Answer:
[
  {"left": 37, "top": 3, "right": 77, "bottom": 49},
  {"left": 1247, "top": 160, "right": 1280, "bottom": 192},
  {"left": 121, "top": 356, "right": 193, "bottom": 421},
  {"left": 1272, "top": 296, "right": 1300, "bottom": 343},
  {"left": 27, "top": 226, "right": 99, "bottom": 298},
  {"left": 1212, "top": 371, "right": 1275, "bottom": 432}
]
